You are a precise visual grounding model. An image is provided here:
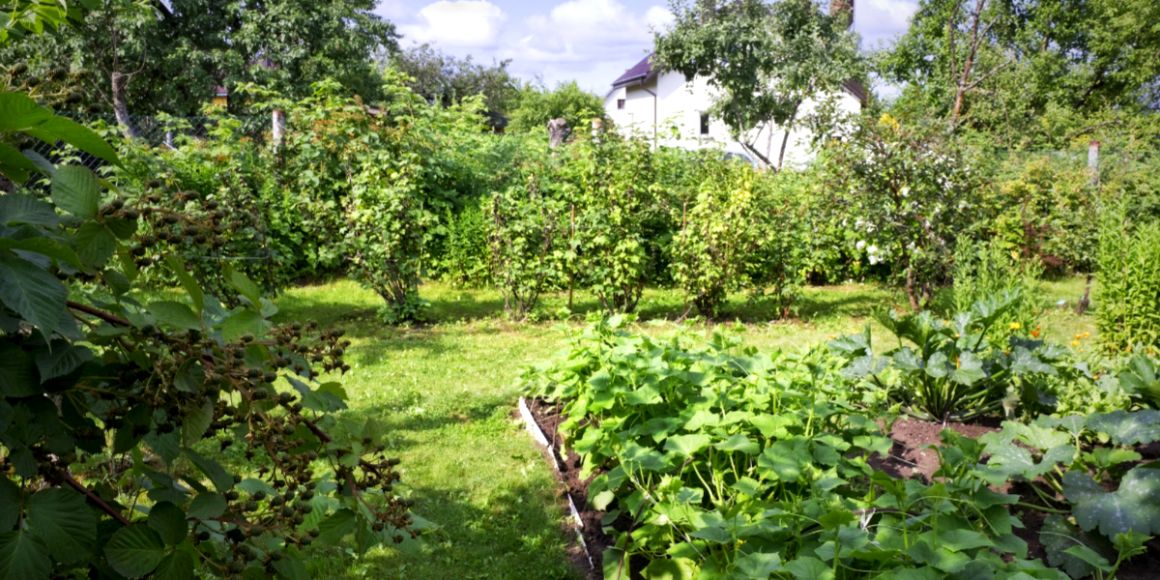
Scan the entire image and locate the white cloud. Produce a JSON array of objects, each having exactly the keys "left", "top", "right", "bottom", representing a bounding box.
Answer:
[
  {"left": 503, "top": 0, "right": 673, "bottom": 91},
  {"left": 644, "top": 6, "right": 675, "bottom": 32},
  {"left": 399, "top": 1, "right": 508, "bottom": 48},
  {"left": 856, "top": 0, "right": 919, "bottom": 49}
]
